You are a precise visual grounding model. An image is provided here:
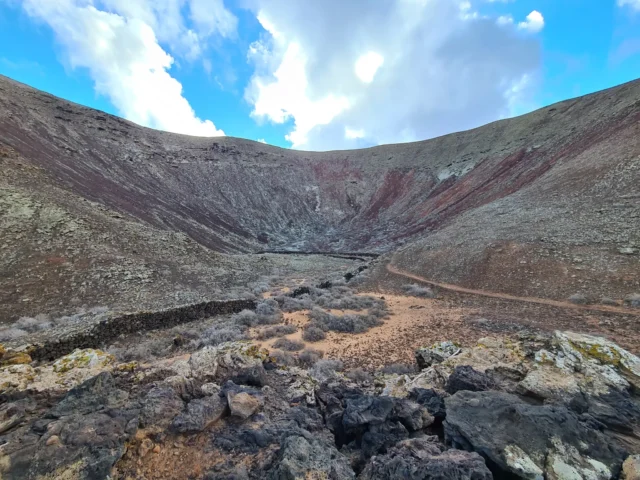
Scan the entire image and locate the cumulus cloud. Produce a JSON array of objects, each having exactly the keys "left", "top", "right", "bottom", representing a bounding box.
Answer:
[
  {"left": 245, "top": 0, "right": 541, "bottom": 150},
  {"left": 618, "top": 0, "right": 640, "bottom": 10},
  {"left": 20, "top": 0, "right": 232, "bottom": 136},
  {"left": 518, "top": 11, "right": 545, "bottom": 33}
]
